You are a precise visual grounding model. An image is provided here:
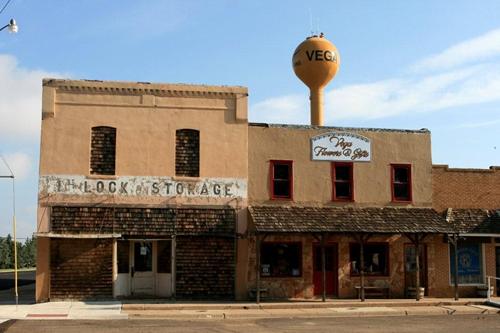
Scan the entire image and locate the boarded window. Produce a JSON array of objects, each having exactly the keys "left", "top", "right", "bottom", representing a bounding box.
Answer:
[
  {"left": 176, "top": 129, "right": 200, "bottom": 177},
  {"left": 117, "top": 241, "right": 129, "bottom": 274},
  {"left": 157, "top": 240, "right": 172, "bottom": 273},
  {"left": 90, "top": 126, "right": 116, "bottom": 175}
]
